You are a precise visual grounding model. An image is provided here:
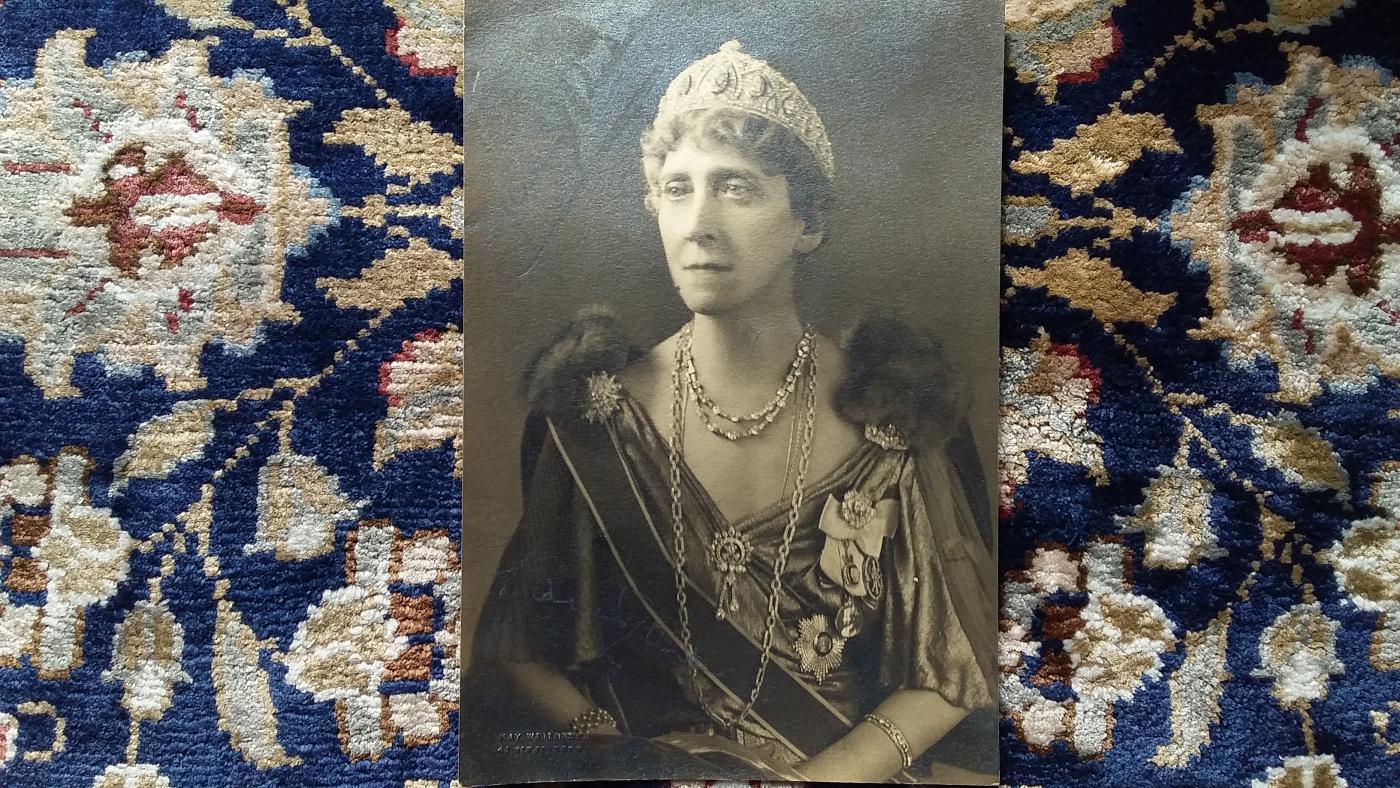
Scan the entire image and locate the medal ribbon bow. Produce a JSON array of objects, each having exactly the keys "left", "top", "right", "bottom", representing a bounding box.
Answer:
[{"left": 818, "top": 490, "right": 896, "bottom": 596}]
